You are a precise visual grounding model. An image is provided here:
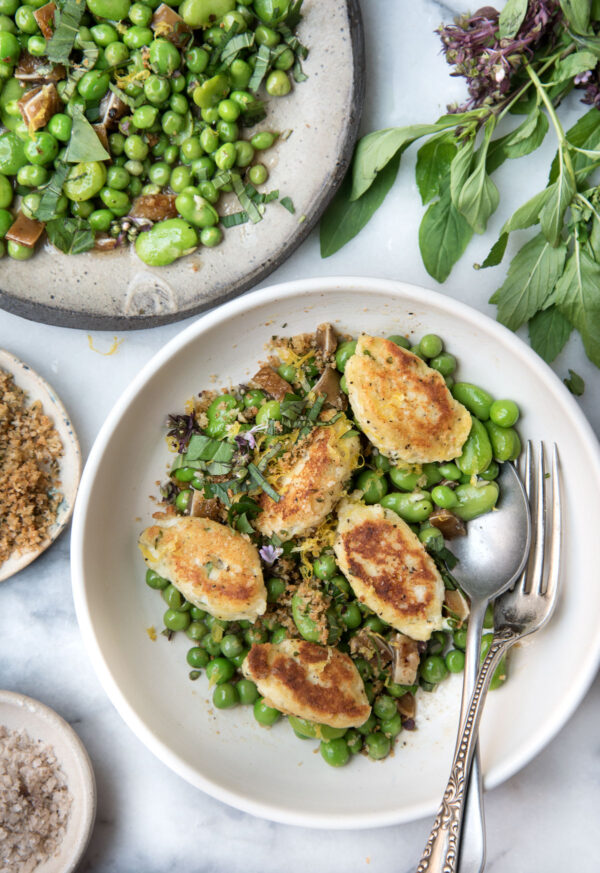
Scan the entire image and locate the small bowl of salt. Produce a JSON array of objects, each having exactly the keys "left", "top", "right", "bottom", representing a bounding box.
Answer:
[{"left": 0, "top": 690, "right": 96, "bottom": 873}]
